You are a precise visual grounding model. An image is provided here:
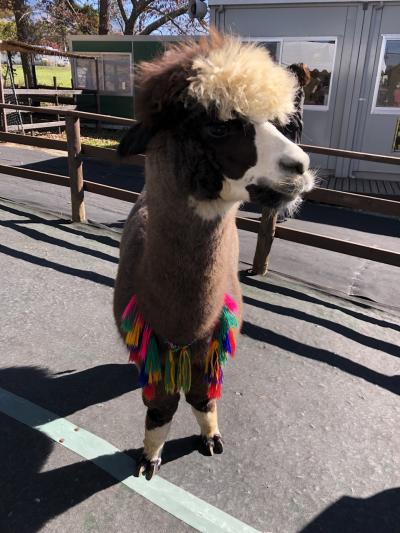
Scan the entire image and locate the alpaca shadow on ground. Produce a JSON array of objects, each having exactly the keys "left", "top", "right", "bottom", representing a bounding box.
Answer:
[
  {"left": 300, "top": 488, "right": 400, "bottom": 533},
  {"left": 239, "top": 271, "right": 400, "bottom": 333},
  {"left": 1, "top": 411, "right": 200, "bottom": 532},
  {"left": 0, "top": 365, "right": 200, "bottom": 531},
  {"left": 241, "top": 321, "right": 400, "bottom": 396}
]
